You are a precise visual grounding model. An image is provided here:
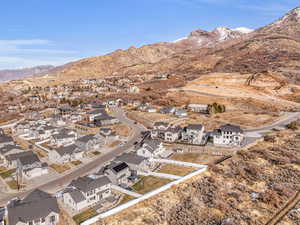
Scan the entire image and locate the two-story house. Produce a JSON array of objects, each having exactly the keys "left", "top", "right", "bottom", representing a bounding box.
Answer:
[
  {"left": 63, "top": 175, "right": 112, "bottom": 212},
  {"left": 49, "top": 144, "right": 84, "bottom": 164},
  {"left": 7, "top": 189, "right": 60, "bottom": 225},
  {"left": 213, "top": 124, "right": 244, "bottom": 146},
  {"left": 136, "top": 140, "right": 165, "bottom": 158}
]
